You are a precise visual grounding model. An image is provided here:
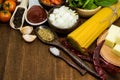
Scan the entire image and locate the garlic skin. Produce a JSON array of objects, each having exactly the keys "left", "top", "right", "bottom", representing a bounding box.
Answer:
[
  {"left": 22, "top": 34, "right": 37, "bottom": 42},
  {"left": 20, "top": 26, "right": 33, "bottom": 35}
]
